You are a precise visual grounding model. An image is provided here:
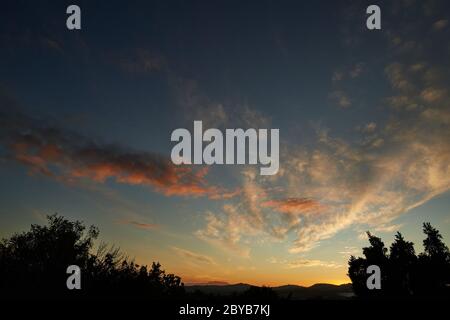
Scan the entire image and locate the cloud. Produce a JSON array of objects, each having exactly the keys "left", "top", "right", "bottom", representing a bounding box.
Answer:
[
  {"left": 195, "top": 168, "right": 285, "bottom": 257},
  {"left": 373, "top": 223, "right": 403, "bottom": 233},
  {"left": 96, "top": 0, "right": 450, "bottom": 258},
  {"left": 286, "top": 259, "right": 342, "bottom": 269},
  {"left": 420, "top": 87, "right": 447, "bottom": 102},
  {"left": 332, "top": 71, "right": 344, "bottom": 82},
  {"left": 117, "top": 220, "right": 159, "bottom": 230},
  {"left": 195, "top": 208, "right": 253, "bottom": 258},
  {"left": 261, "top": 198, "right": 323, "bottom": 215},
  {"left": 40, "top": 38, "right": 64, "bottom": 54},
  {"left": 332, "top": 62, "right": 365, "bottom": 82},
  {"left": 421, "top": 108, "right": 450, "bottom": 125},
  {"left": 196, "top": 56, "right": 450, "bottom": 256},
  {"left": 284, "top": 59, "right": 450, "bottom": 252},
  {"left": 349, "top": 62, "right": 365, "bottom": 78},
  {"left": 385, "top": 62, "right": 448, "bottom": 110},
  {"left": 171, "top": 76, "right": 270, "bottom": 129},
  {"left": 385, "top": 63, "right": 414, "bottom": 92},
  {"left": 171, "top": 77, "right": 228, "bottom": 128},
  {"left": 171, "top": 246, "right": 216, "bottom": 265},
  {"left": 267, "top": 257, "right": 341, "bottom": 269},
  {"left": 330, "top": 90, "right": 351, "bottom": 108},
  {"left": 358, "top": 232, "right": 369, "bottom": 241},
  {"left": 386, "top": 95, "right": 419, "bottom": 110},
  {"left": 339, "top": 246, "right": 359, "bottom": 257},
  {"left": 0, "top": 111, "right": 236, "bottom": 199},
  {"left": 432, "top": 19, "right": 448, "bottom": 31},
  {"left": 112, "top": 49, "right": 165, "bottom": 73},
  {"left": 184, "top": 280, "right": 229, "bottom": 286},
  {"left": 362, "top": 122, "right": 377, "bottom": 133}
]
